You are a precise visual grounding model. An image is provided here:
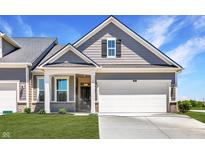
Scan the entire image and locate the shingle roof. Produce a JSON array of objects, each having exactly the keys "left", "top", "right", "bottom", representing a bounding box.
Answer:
[
  {"left": 0, "top": 37, "right": 56, "bottom": 63},
  {"left": 38, "top": 44, "right": 65, "bottom": 66}
]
